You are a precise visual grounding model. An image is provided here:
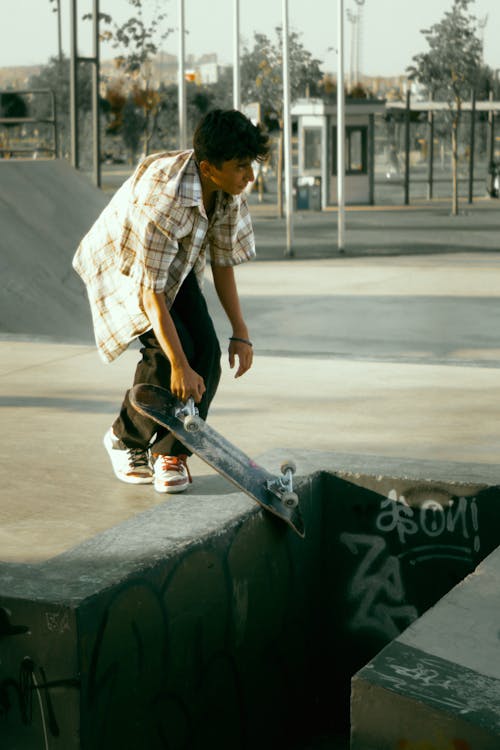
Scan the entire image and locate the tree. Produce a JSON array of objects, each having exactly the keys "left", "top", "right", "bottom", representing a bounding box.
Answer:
[
  {"left": 121, "top": 96, "right": 145, "bottom": 162},
  {"left": 89, "top": 0, "right": 172, "bottom": 157},
  {"left": 407, "top": 0, "right": 483, "bottom": 215},
  {"left": 153, "top": 80, "right": 230, "bottom": 152},
  {"left": 241, "top": 29, "right": 323, "bottom": 125},
  {"left": 241, "top": 28, "right": 324, "bottom": 215}
]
